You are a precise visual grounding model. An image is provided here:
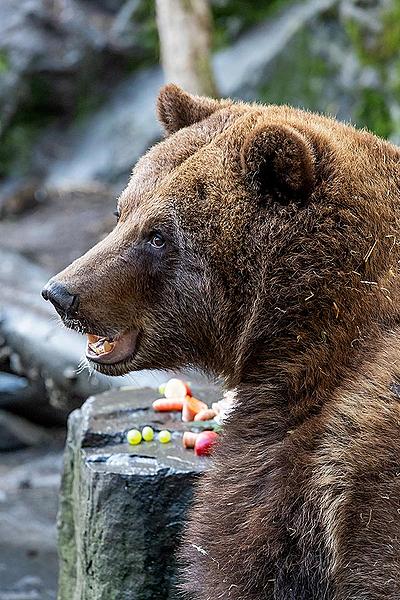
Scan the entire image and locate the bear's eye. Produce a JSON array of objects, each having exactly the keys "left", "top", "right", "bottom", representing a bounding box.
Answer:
[
  {"left": 113, "top": 208, "right": 120, "bottom": 222},
  {"left": 148, "top": 232, "right": 166, "bottom": 249}
]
